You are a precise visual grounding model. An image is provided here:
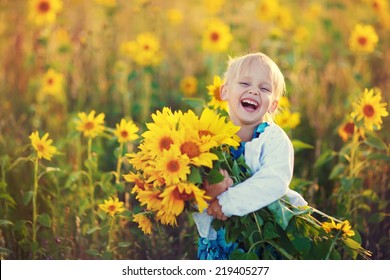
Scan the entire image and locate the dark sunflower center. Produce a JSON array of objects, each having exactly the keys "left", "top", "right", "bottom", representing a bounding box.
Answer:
[
  {"left": 180, "top": 142, "right": 200, "bottom": 158},
  {"left": 167, "top": 160, "right": 180, "bottom": 172},
  {"left": 120, "top": 130, "right": 129, "bottom": 138},
  {"left": 38, "top": 1, "right": 50, "bottom": 13},
  {"left": 85, "top": 121, "right": 95, "bottom": 130},
  {"left": 210, "top": 32, "right": 220, "bottom": 42},
  {"left": 363, "top": 104, "right": 375, "bottom": 117},
  {"left": 198, "top": 130, "right": 213, "bottom": 138},
  {"left": 358, "top": 36, "right": 367, "bottom": 46},
  {"left": 174, "top": 188, "right": 193, "bottom": 201},
  {"left": 159, "top": 137, "right": 174, "bottom": 150},
  {"left": 343, "top": 122, "right": 354, "bottom": 134}
]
